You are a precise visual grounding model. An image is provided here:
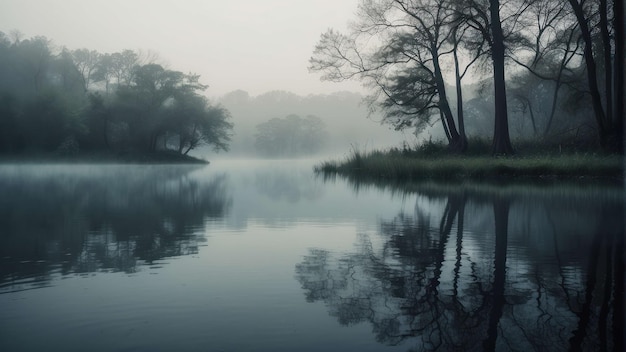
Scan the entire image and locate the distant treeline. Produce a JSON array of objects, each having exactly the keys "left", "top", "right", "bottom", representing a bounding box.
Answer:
[
  {"left": 0, "top": 32, "right": 232, "bottom": 157},
  {"left": 218, "top": 90, "right": 404, "bottom": 156},
  {"left": 254, "top": 114, "right": 328, "bottom": 157}
]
